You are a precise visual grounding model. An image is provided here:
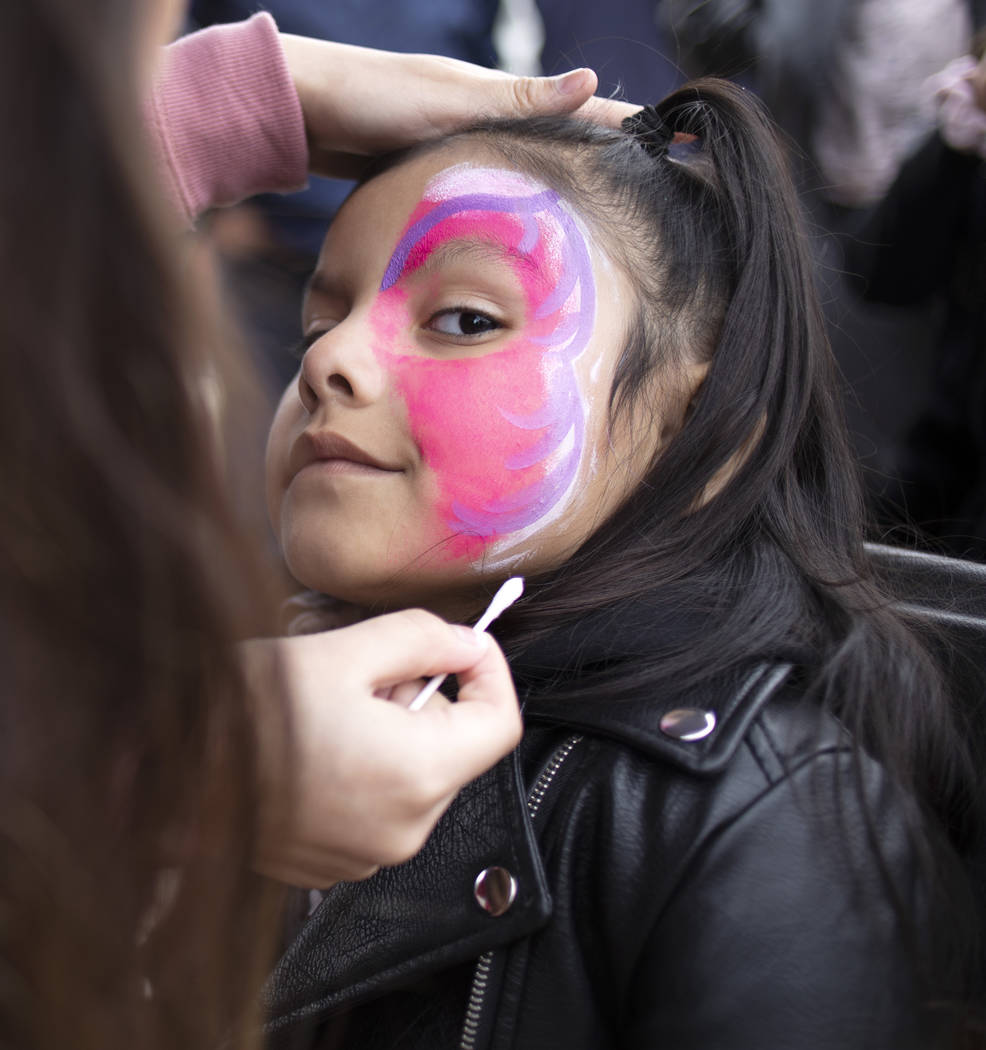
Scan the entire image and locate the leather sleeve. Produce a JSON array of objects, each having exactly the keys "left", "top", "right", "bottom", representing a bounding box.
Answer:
[{"left": 620, "top": 744, "right": 941, "bottom": 1049}]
